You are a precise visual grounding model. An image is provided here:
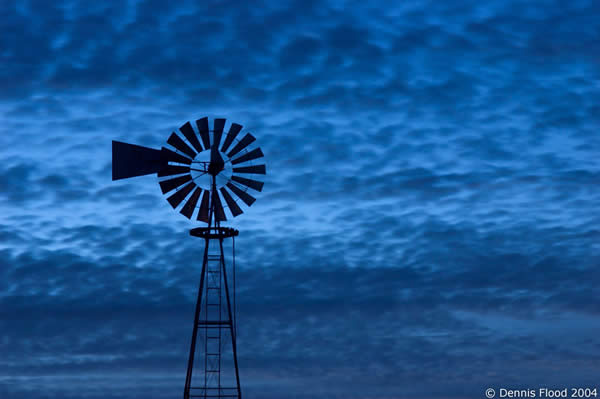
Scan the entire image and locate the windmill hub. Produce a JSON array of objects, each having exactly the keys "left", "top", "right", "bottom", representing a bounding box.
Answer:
[
  {"left": 190, "top": 149, "right": 233, "bottom": 190},
  {"left": 208, "top": 161, "right": 225, "bottom": 176},
  {"left": 208, "top": 149, "right": 226, "bottom": 176}
]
